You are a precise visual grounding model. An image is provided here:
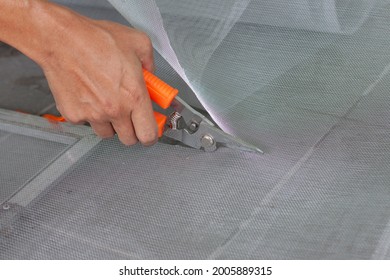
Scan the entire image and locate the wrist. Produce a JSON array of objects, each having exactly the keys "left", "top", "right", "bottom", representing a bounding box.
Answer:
[
  {"left": 24, "top": 1, "right": 77, "bottom": 66},
  {"left": 0, "top": 0, "right": 83, "bottom": 66}
]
